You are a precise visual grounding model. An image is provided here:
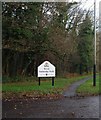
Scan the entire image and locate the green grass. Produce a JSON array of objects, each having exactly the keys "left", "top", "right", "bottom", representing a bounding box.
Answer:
[
  {"left": 2, "top": 75, "right": 89, "bottom": 95},
  {"left": 76, "top": 75, "right": 100, "bottom": 96}
]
